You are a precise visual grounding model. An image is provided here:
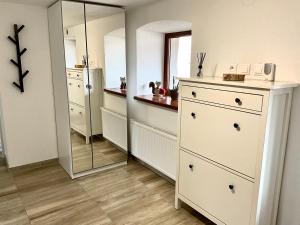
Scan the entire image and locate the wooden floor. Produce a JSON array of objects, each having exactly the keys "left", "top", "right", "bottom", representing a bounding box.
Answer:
[
  {"left": 0, "top": 156, "right": 215, "bottom": 225},
  {"left": 71, "top": 132, "right": 127, "bottom": 174}
]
